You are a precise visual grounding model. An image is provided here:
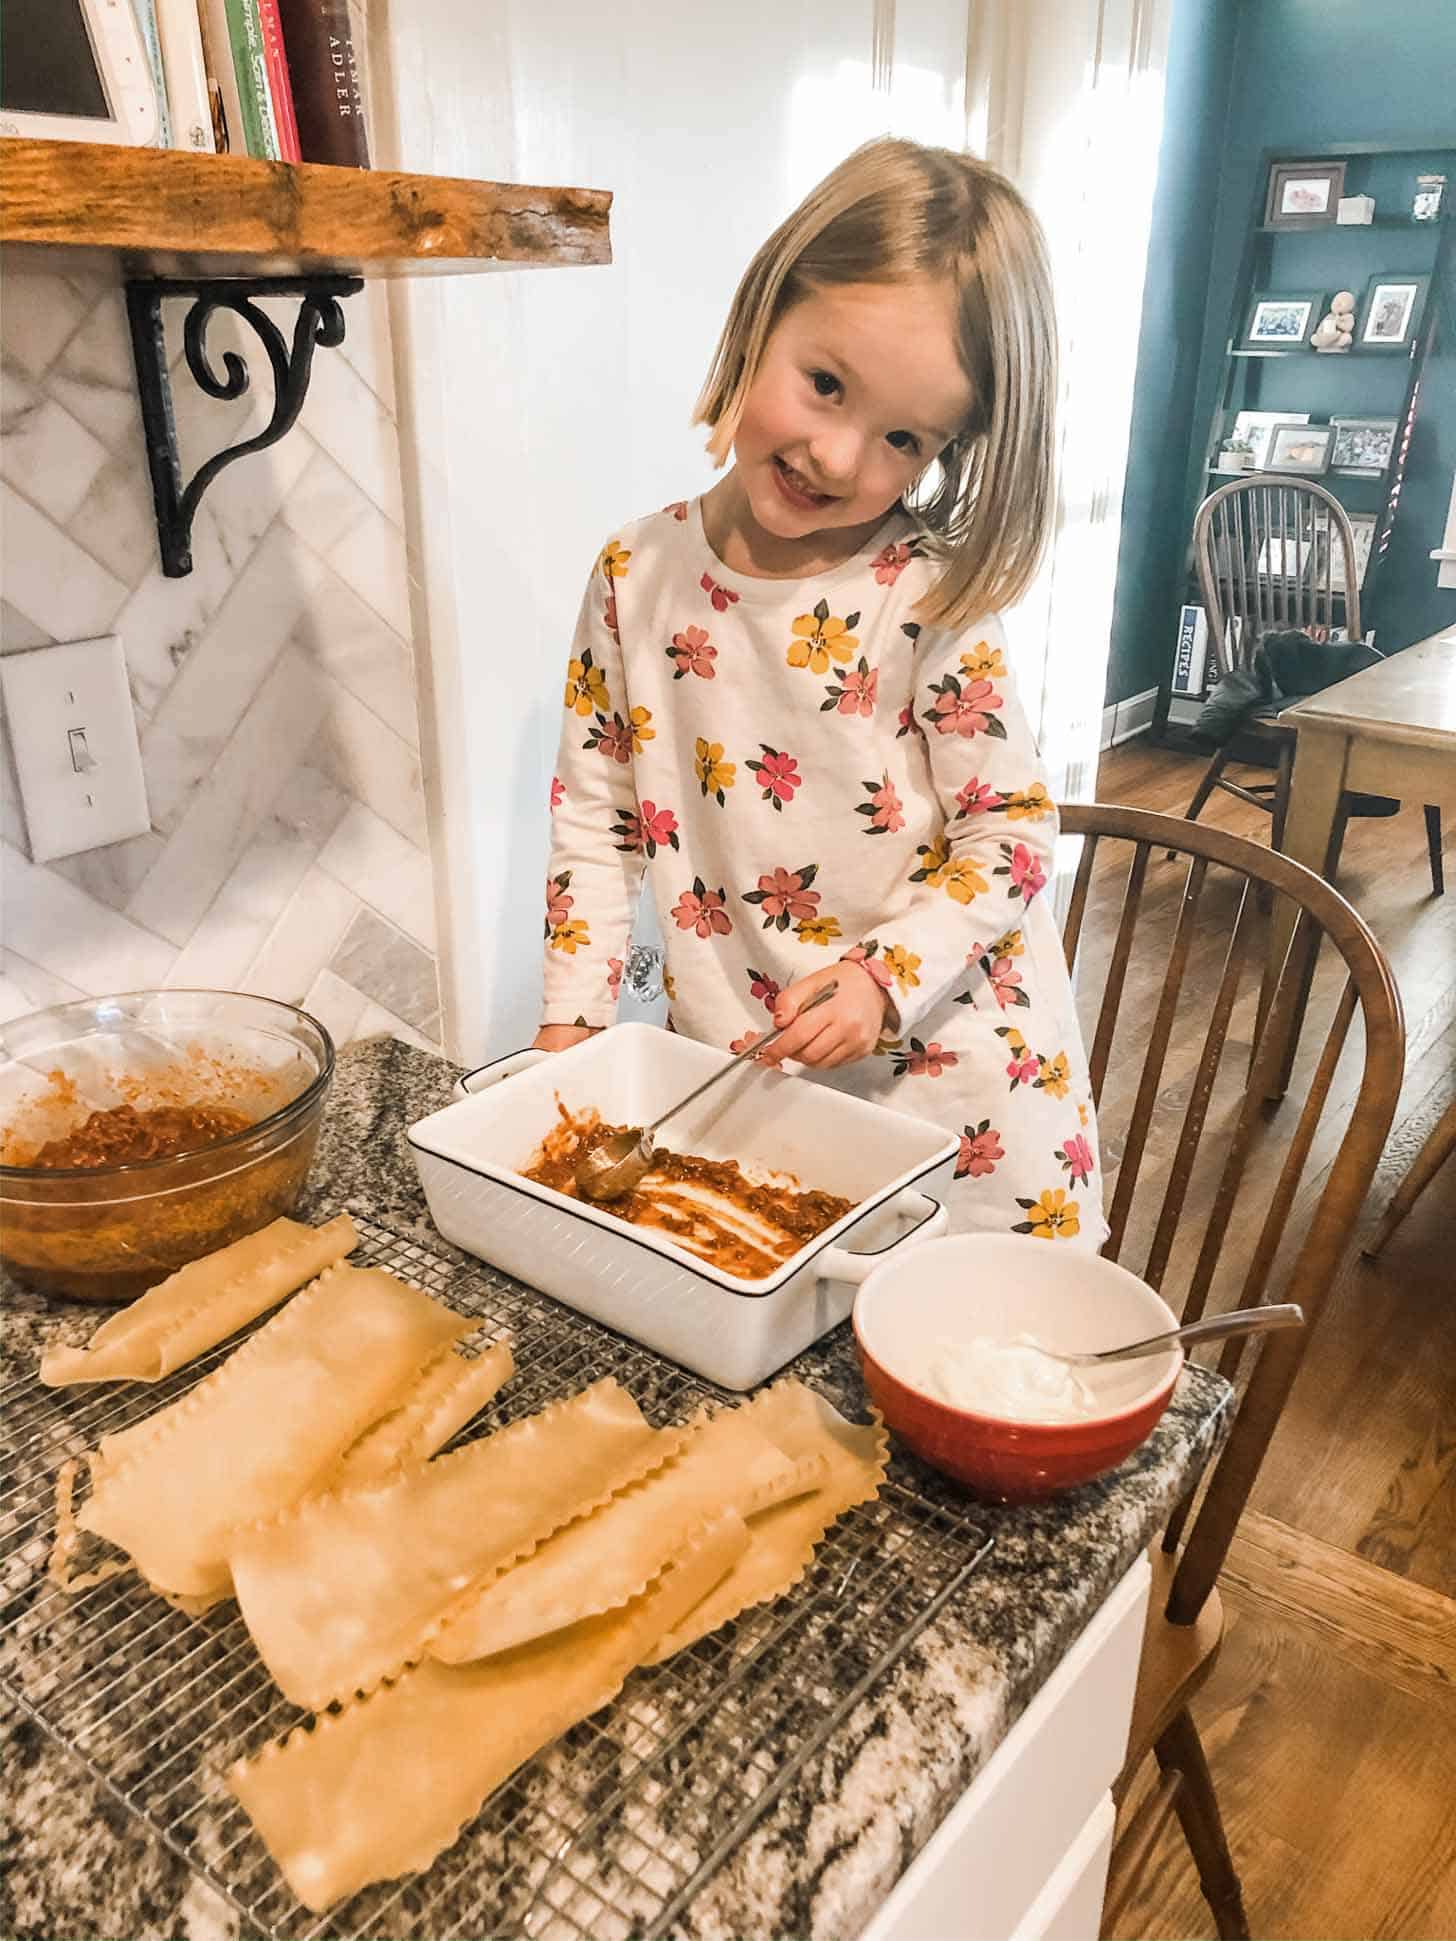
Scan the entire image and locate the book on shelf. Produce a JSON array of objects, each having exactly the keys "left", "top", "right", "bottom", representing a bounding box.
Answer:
[
  {"left": 156, "top": 0, "right": 216, "bottom": 150},
  {"left": 199, "top": 0, "right": 285, "bottom": 158},
  {"left": 130, "top": 0, "right": 174, "bottom": 148},
  {"left": 258, "top": 0, "right": 303, "bottom": 161},
  {"left": 277, "top": 0, "right": 371, "bottom": 167},
  {"left": 1172, "top": 603, "right": 1211, "bottom": 699}
]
